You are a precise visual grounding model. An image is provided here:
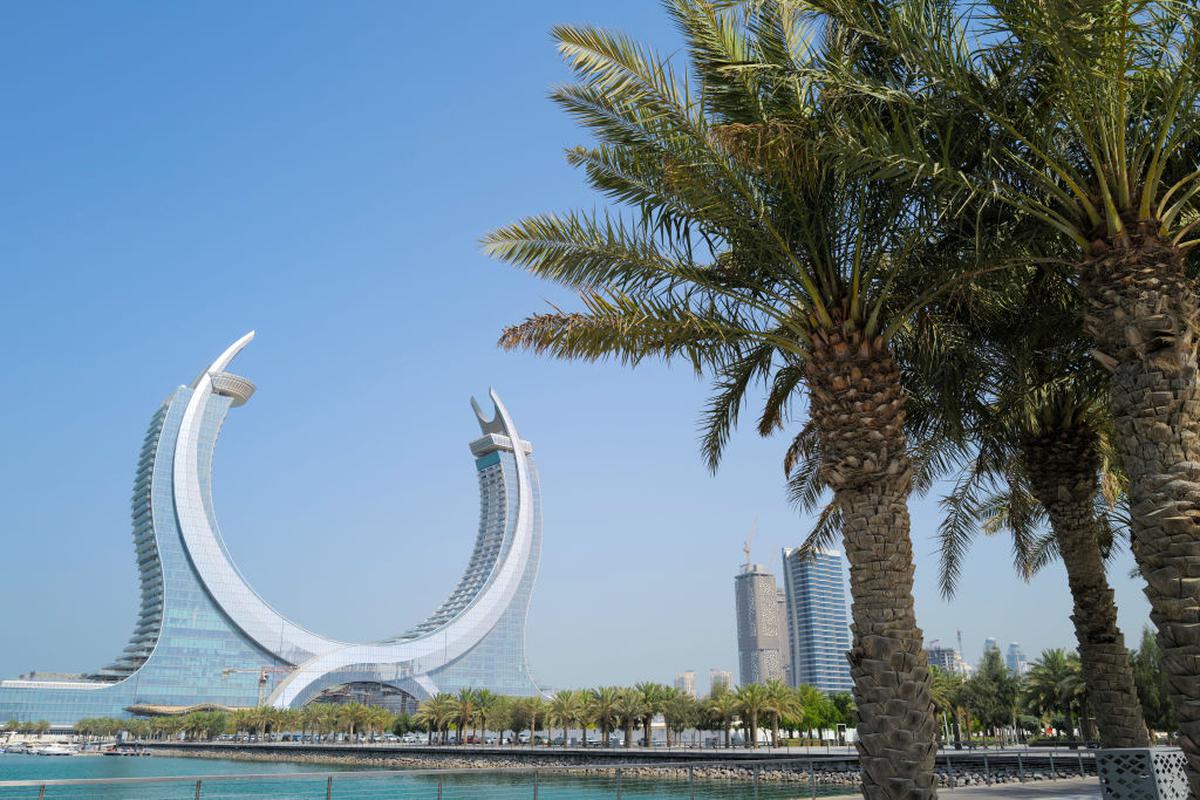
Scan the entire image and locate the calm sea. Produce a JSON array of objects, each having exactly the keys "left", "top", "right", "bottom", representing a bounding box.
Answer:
[{"left": 0, "top": 752, "right": 853, "bottom": 799}]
